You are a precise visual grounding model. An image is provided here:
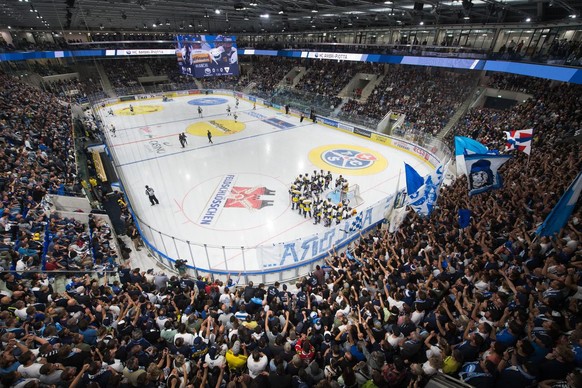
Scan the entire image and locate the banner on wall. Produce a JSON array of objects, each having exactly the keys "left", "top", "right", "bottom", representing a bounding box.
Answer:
[{"left": 258, "top": 198, "right": 389, "bottom": 269}]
